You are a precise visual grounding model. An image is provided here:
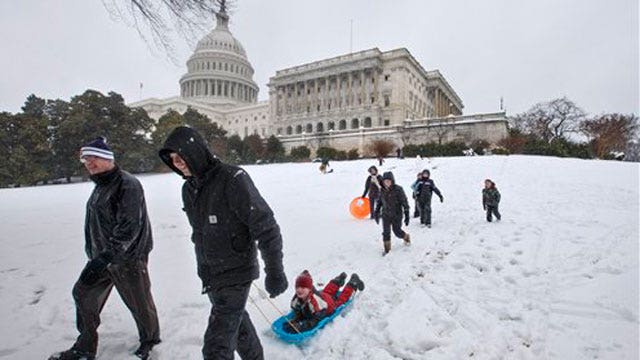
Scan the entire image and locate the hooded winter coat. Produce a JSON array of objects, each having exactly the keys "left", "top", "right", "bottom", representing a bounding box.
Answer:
[
  {"left": 375, "top": 172, "right": 410, "bottom": 221},
  {"left": 362, "top": 166, "right": 383, "bottom": 198},
  {"left": 159, "top": 126, "right": 284, "bottom": 291},
  {"left": 84, "top": 166, "right": 153, "bottom": 263}
]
